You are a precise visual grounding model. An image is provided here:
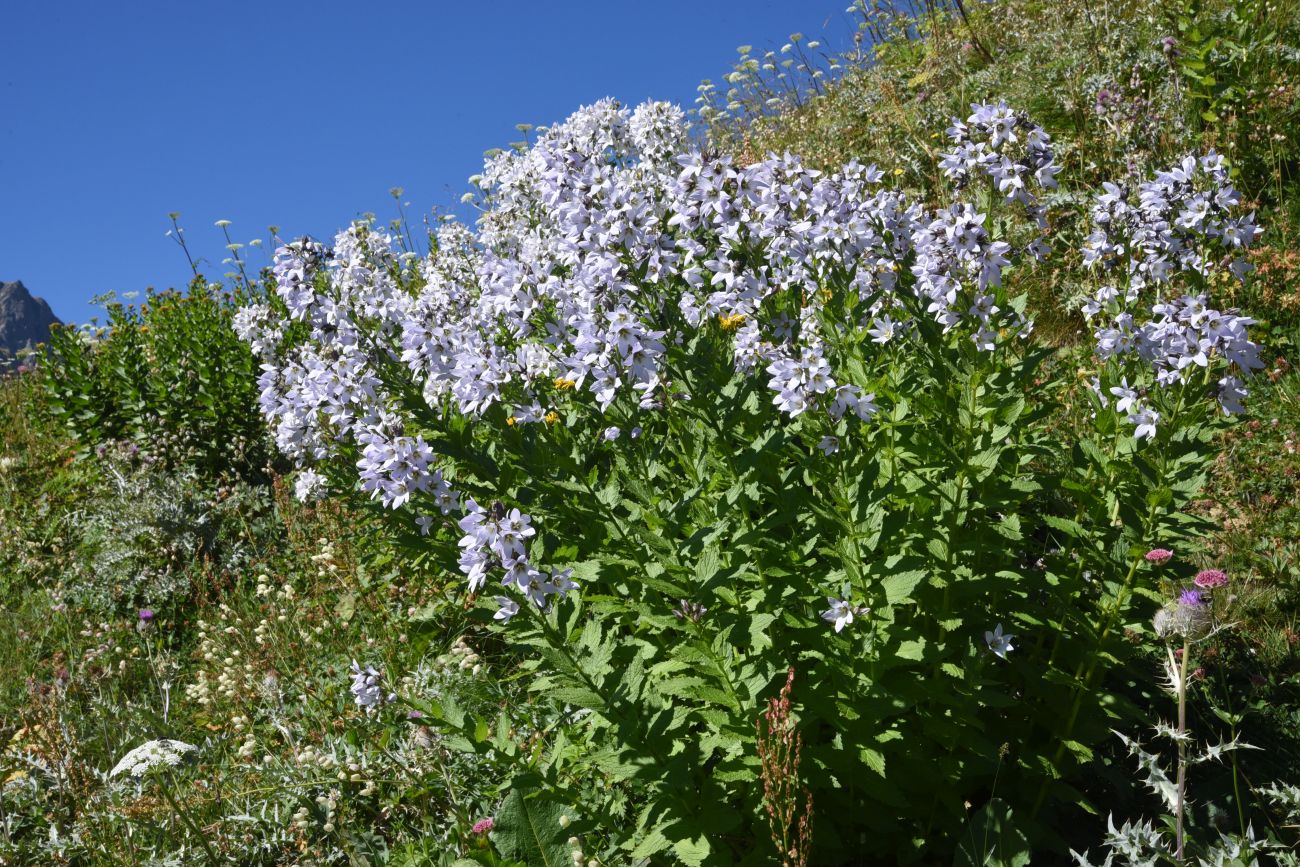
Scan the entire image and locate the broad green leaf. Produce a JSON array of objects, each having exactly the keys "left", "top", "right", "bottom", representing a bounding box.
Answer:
[
  {"left": 672, "top": 833, "right": 712, "bottom": 866},
  {"left": 490, "top": 784, "right": 571, "bottom": 867},
  {"left": 881, "top": 569, "right": 927, "bottom": 605}
]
